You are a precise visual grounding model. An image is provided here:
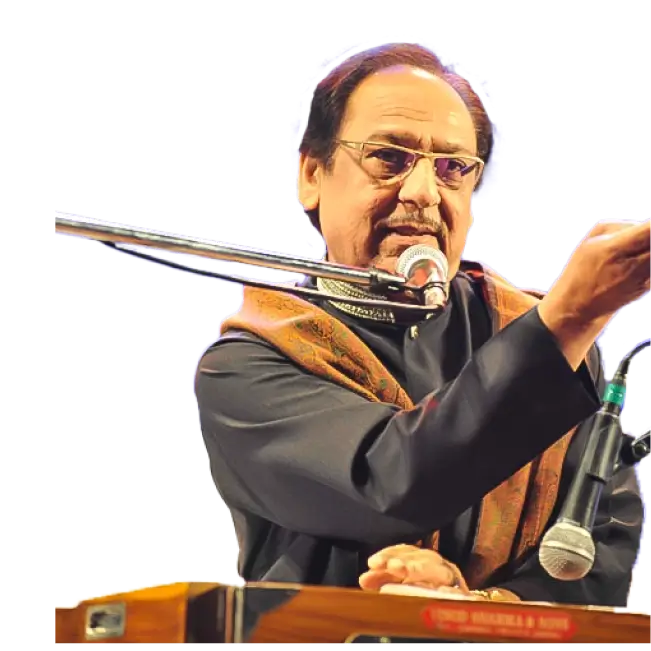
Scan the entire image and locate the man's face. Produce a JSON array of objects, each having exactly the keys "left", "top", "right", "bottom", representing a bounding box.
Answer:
[{"left": 299, "top": 66, "right": 479, "bottom": 279}]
